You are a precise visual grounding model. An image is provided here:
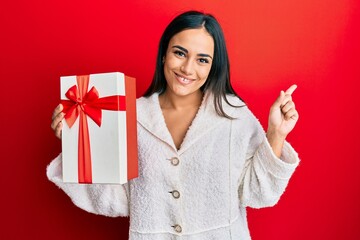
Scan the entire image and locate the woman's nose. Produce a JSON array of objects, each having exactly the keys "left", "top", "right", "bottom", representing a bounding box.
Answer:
[{"left": 180, "top": 59, "right": 195, "bottom": 75}]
